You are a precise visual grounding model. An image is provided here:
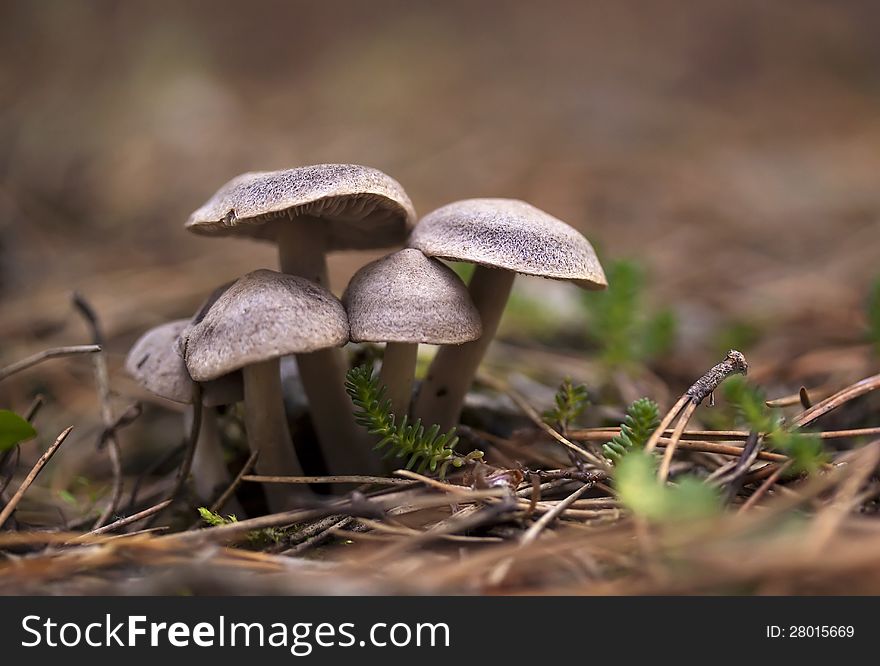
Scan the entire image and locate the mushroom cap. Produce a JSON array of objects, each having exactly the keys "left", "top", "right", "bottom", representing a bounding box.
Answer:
[
  {"left": 184, "top": 269, "right": 350, "bottom": 381},
  {"left": 125, "top": 320, "right": 242, "bottom": 407},
  {"left": 185, "top": 164, "right": 416, "bottom": 250},
  {"left": 343, "top": 249, "right": 482, "bottom": 344},
  {"left": 407, "top": 198, "right": 607, "bottom": 289},
  {"left": 174, "top": 281, "right": 235, "bottom": 358}
]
